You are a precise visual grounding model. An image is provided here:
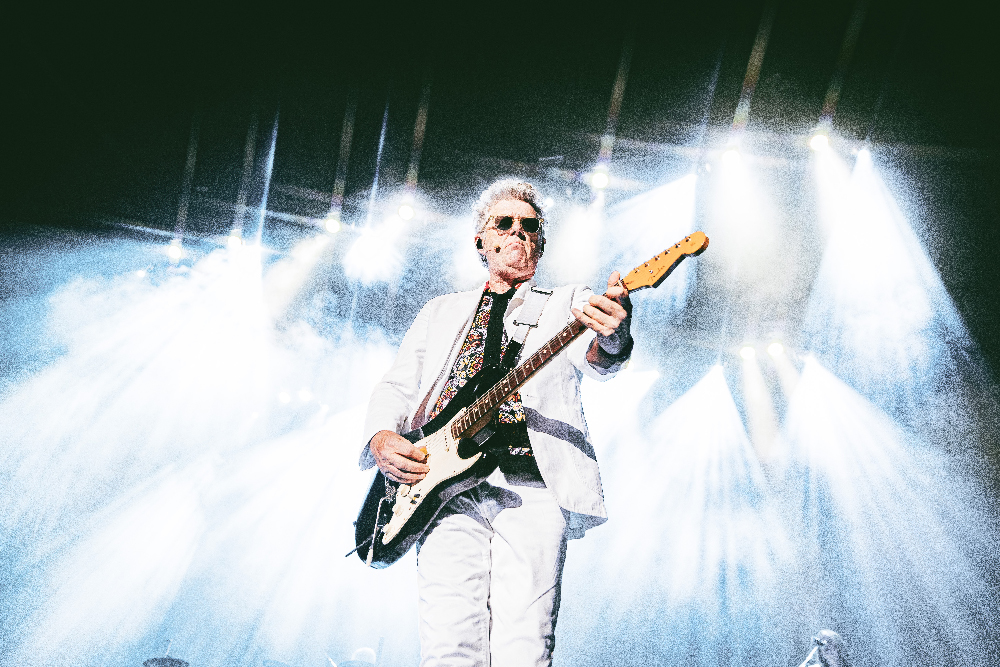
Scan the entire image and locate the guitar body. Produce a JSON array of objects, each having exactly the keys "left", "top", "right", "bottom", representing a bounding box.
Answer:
[{"left": 354, "top": 364, "right": 505, "bottom": 568}]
